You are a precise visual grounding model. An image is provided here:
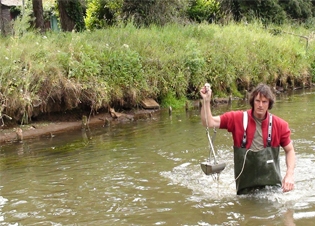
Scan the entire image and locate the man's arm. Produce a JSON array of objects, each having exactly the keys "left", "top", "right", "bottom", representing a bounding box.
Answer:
[{"left": 282, "top": 142, "right": 295, "bottom": 192}]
